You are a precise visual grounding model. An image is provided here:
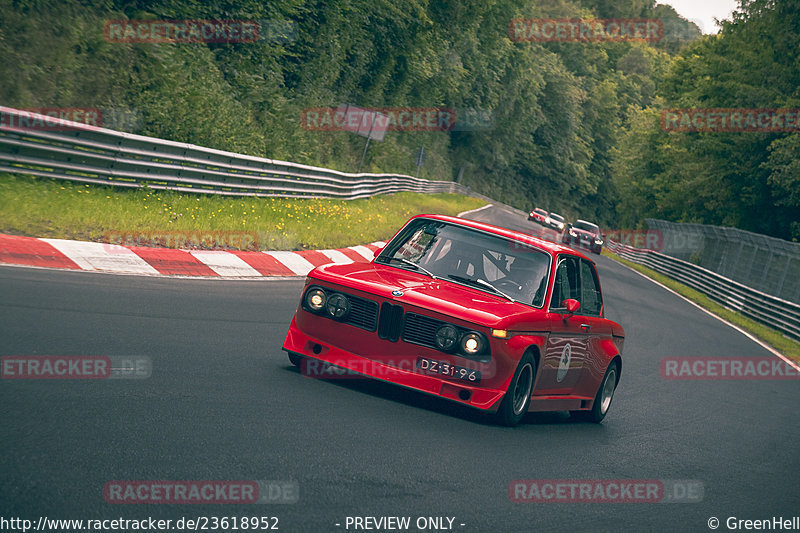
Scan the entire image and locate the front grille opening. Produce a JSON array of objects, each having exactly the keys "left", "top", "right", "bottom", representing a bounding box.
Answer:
[
  {"left": 378, "top": 302, "right": 404, "bottom": 341},
  {"left": 402, "top": 313, "right": 441, "bottom": 347},
  {"left": 346, "top": 295, "right": 379, "bottom": 331}
]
